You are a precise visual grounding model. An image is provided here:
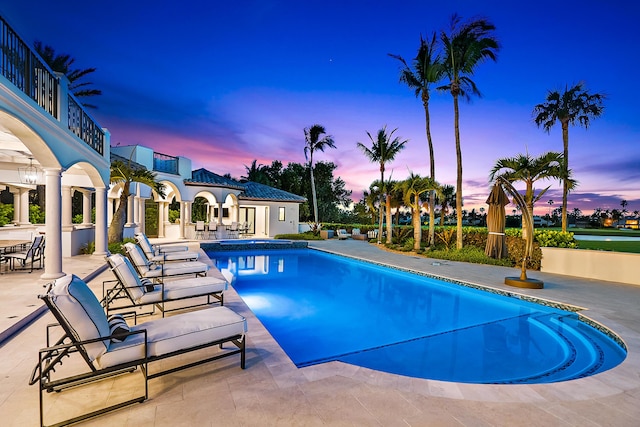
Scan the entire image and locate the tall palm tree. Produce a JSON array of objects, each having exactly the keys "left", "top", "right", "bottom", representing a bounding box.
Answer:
[
  {"left": 399, "top": 173, "right": 441, "bottom": 251},
  {"left": 533, "top": 82, "right": 605, "bottom": 232},
  {"left": 357, "top": 126, "right": 408, "bottom": 243},
  {"left": 439, "top": 14, "right": 500, "bottom": 249},
  {"left": 109, "top": 159, "right": 165, "bottom": 243},
  {"left": 304, "top": 124, "right": 336, "bottom": 224},
  {"left": 364, "top": 184, "right": 382, "bottom": 225},
  {"left": 389, "top": 33, "right": 444, "bottom": 246},
  {"left": 34, "top": 41, "right": 102, "bottom": 108},
  {"left": 489, "top": 152, "right": 564, "bottom": 241}
]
